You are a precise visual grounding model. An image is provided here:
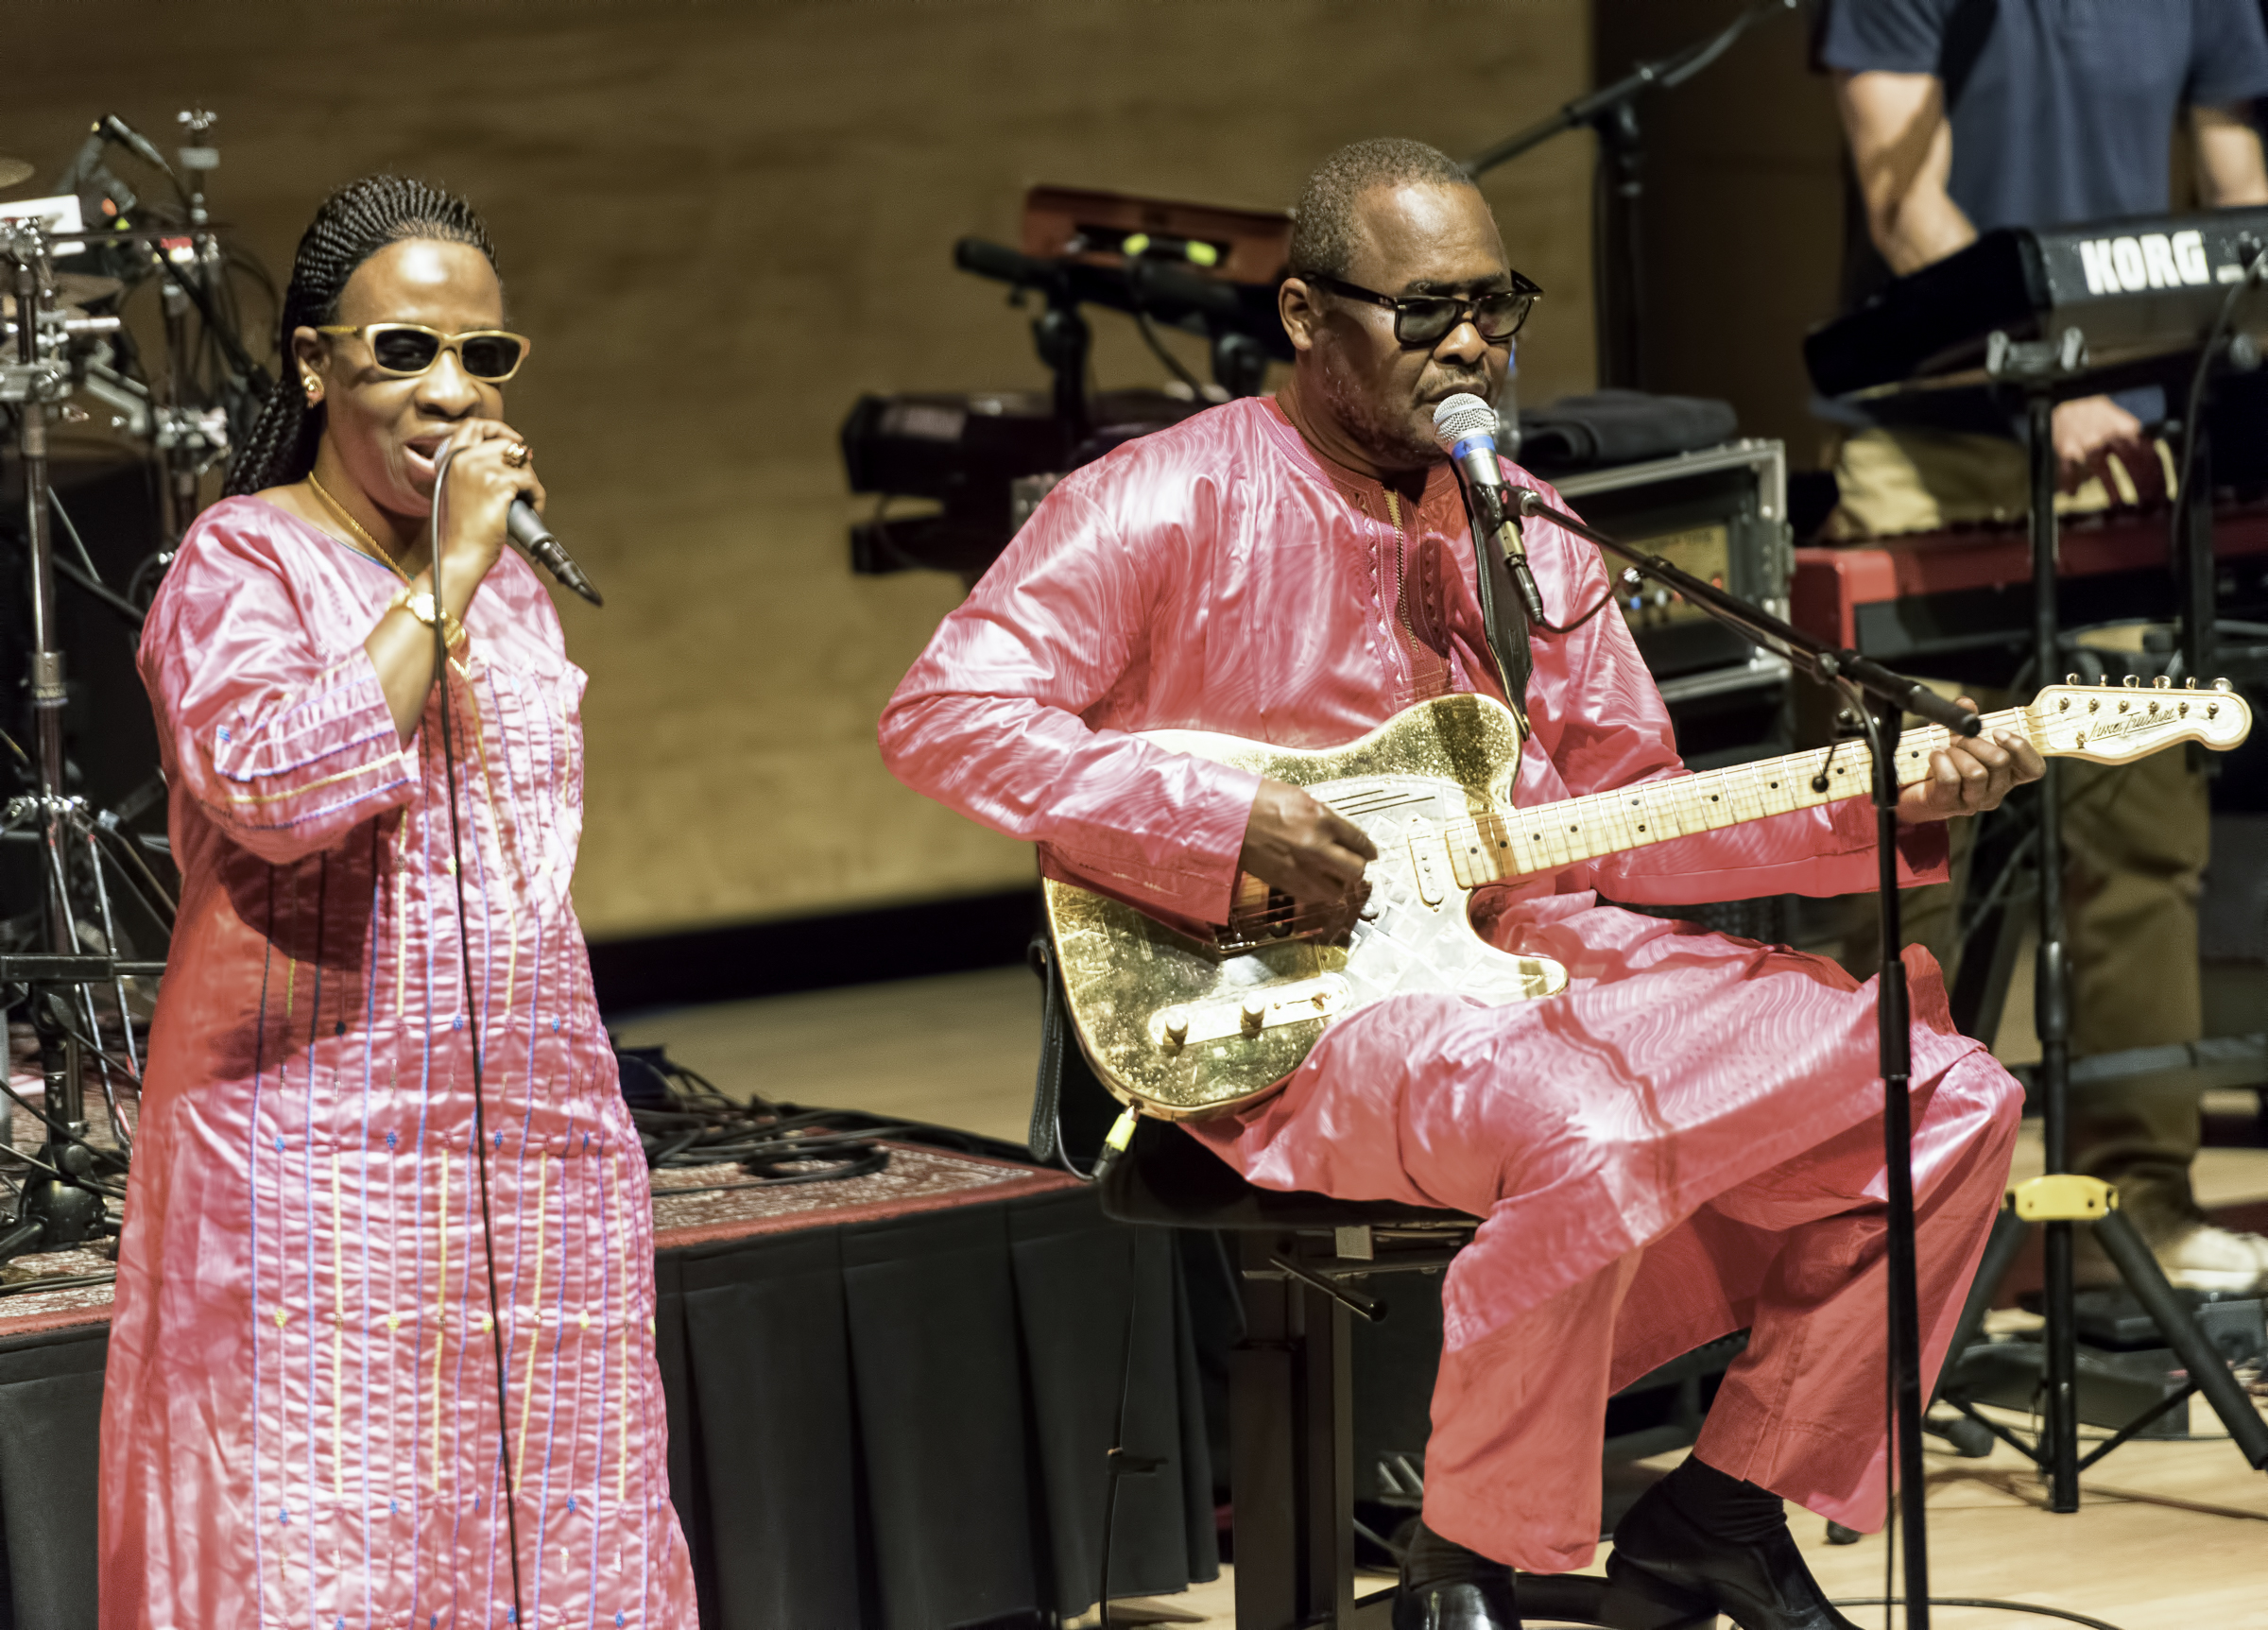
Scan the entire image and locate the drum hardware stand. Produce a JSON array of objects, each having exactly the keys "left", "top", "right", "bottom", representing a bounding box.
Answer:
[
  {"left": 2, "top": 221, "right": 148, "bottom": 1261},
  {"left": 1032, "top": 283, "right": 1091, "bottom": 458},
  {"left": 952, "top": 241, "right": 1096, "bottom": 458},
  {"left": 1463, "top": 0, "right": 1799, "bottom": 390},
  {"left": 1508, "top": 484, "right": 1984, "bottom": 1629},
  {"left": 145, "top": 110, "right": 256, "bottom": 550},
  {"left": 957, "top": 242, "right": 1278, "bottom": 463},
  {"left": 1927, "top": 331, "right": 2268, "bottom": 1506}
]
